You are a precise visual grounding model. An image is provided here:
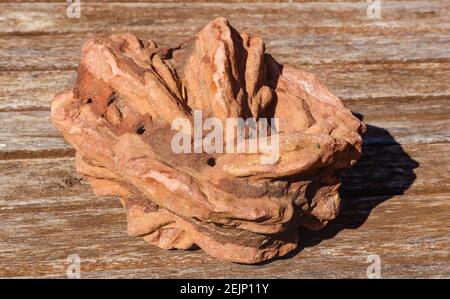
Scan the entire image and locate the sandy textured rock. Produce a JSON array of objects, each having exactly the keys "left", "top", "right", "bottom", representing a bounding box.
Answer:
[{"left": 50, "top": 17, "right": 365, "bottom": 264}]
